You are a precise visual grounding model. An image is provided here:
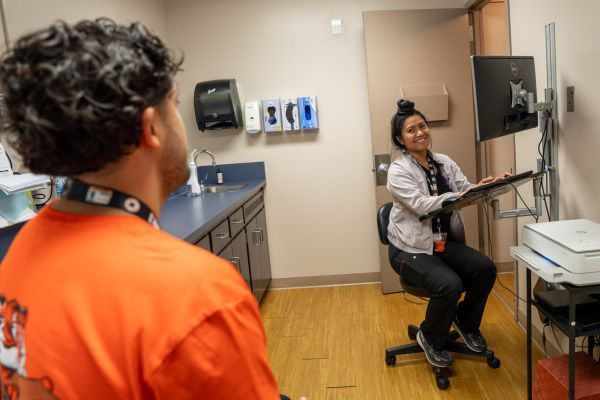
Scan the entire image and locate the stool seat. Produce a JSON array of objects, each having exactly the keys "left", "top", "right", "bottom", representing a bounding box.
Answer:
[{"left": 400, "top": 277, "right": 431, "bottom": 298}]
